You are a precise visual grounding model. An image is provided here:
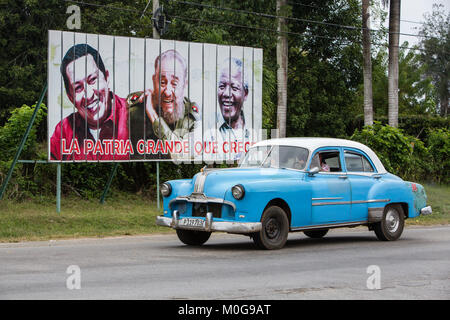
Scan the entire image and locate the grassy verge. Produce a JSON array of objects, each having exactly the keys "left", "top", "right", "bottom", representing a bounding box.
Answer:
[
  {"left": 406, "top": 183, "right": 450, "bottom": 226},
  {"left": 0, "top": 184, "right": 448, "bottom": 242},
  {"left": 0, "top": 192, "right": 173, "bottom": 242}
]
